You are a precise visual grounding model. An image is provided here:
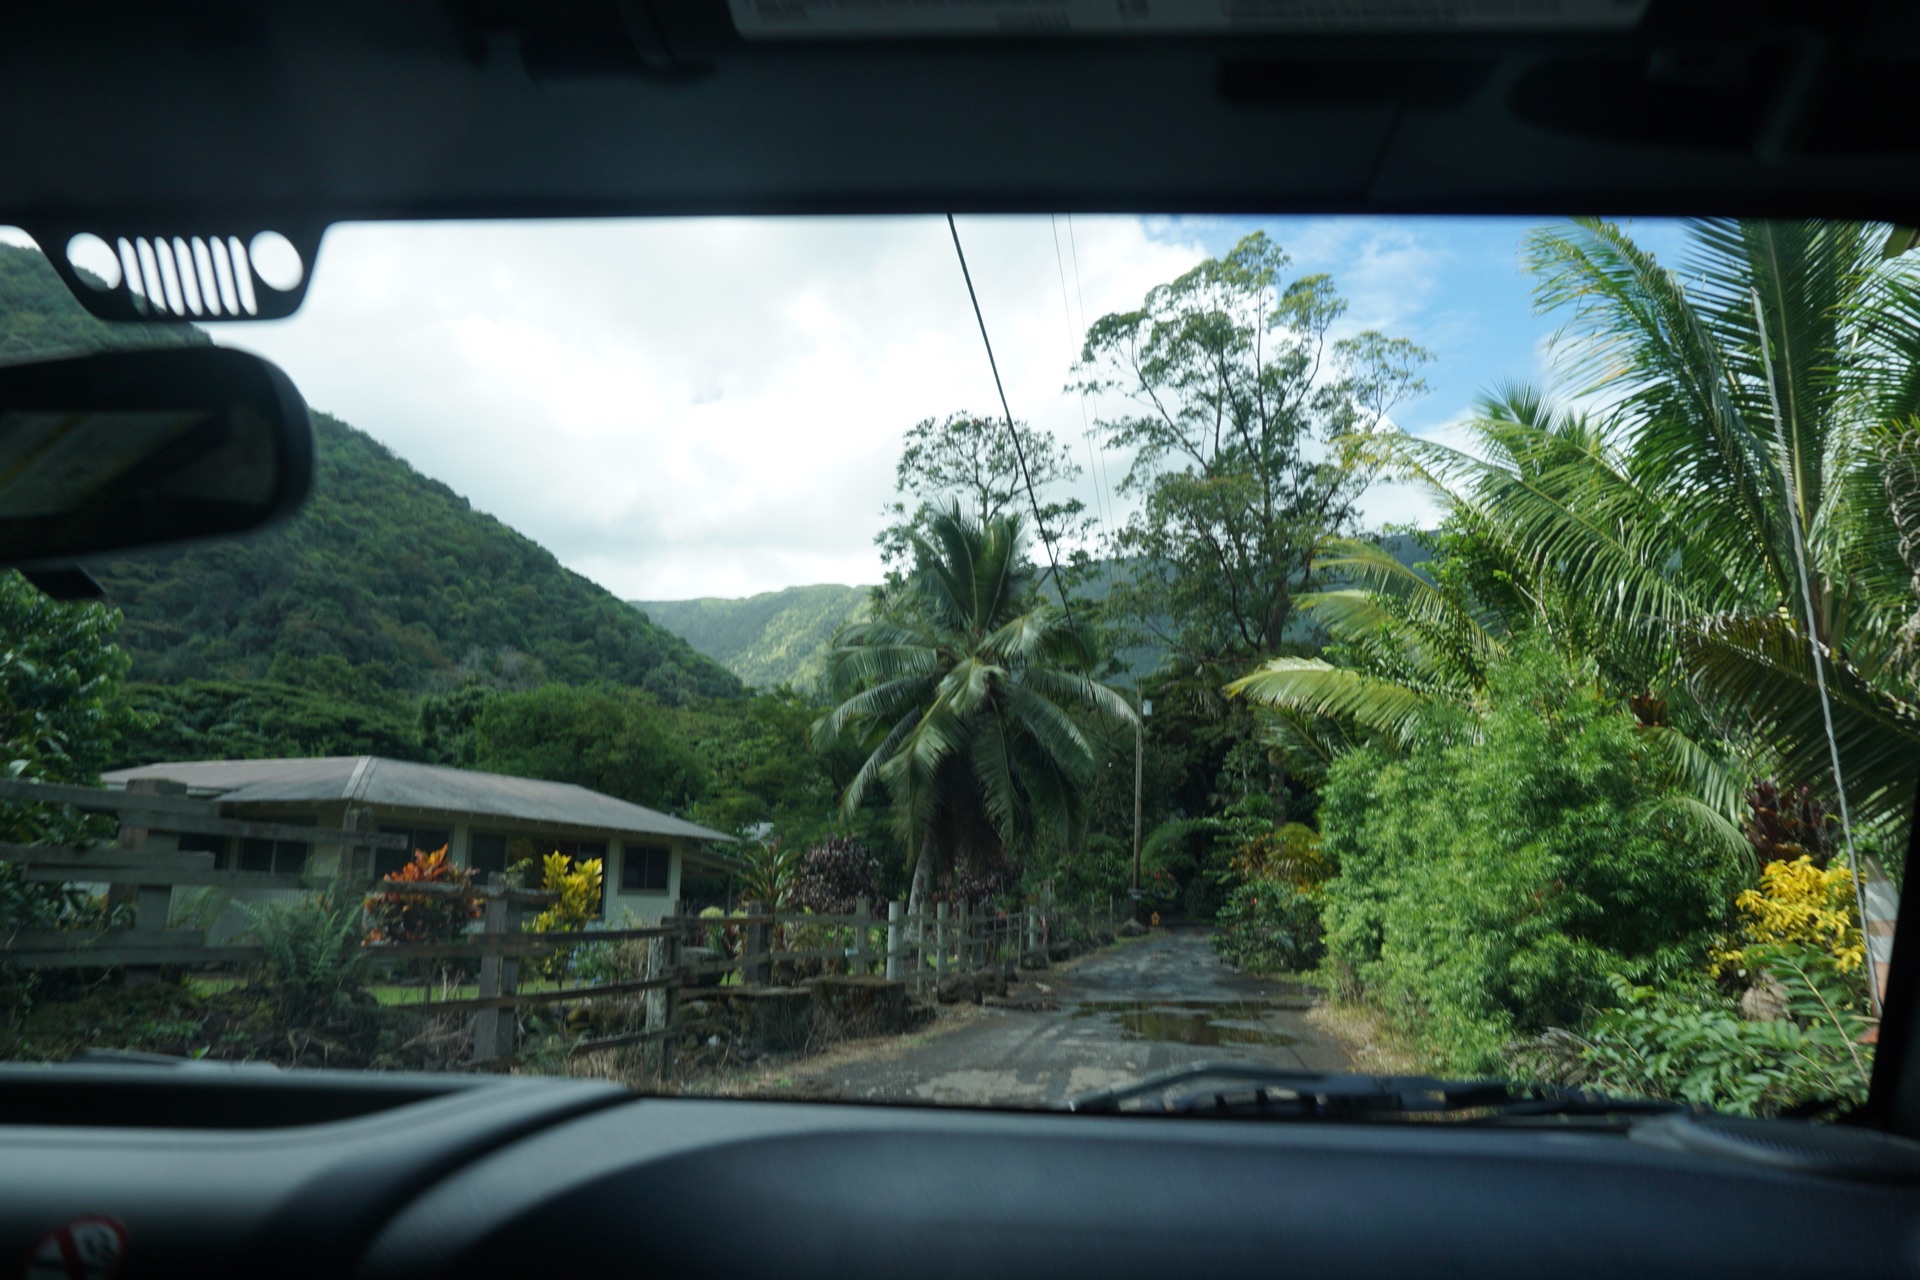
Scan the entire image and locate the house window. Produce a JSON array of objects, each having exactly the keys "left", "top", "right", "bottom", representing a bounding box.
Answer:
[
  {"left": 237, "top": 836, "right": 311, "bottom": 876},
  {"left": 621, "top": 845, "right": 672, "bottom": 894},
  {"left": 469, "top": 831, "right": 510, "bottom": 879},
  {"left": 377, "top": 824, "right": 451, "bottom": 880}
]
